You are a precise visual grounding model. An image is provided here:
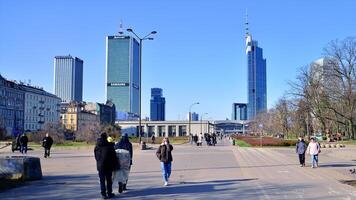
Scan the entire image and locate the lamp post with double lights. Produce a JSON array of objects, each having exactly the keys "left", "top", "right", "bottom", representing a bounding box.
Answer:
[{"left": 126, "top": 28, "right": 157, "bottom": 143}]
